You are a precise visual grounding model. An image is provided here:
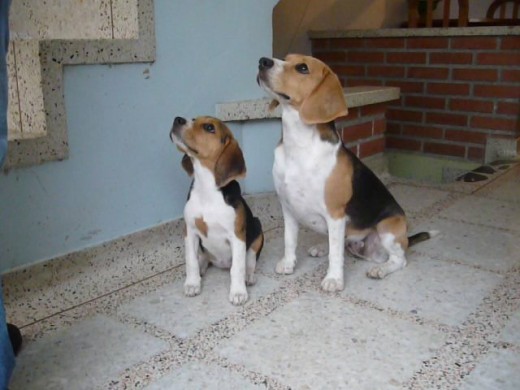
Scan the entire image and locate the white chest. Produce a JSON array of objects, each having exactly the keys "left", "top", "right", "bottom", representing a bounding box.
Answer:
[{"left": 273, "top": 107, "right": 339, "bottom": 233}]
